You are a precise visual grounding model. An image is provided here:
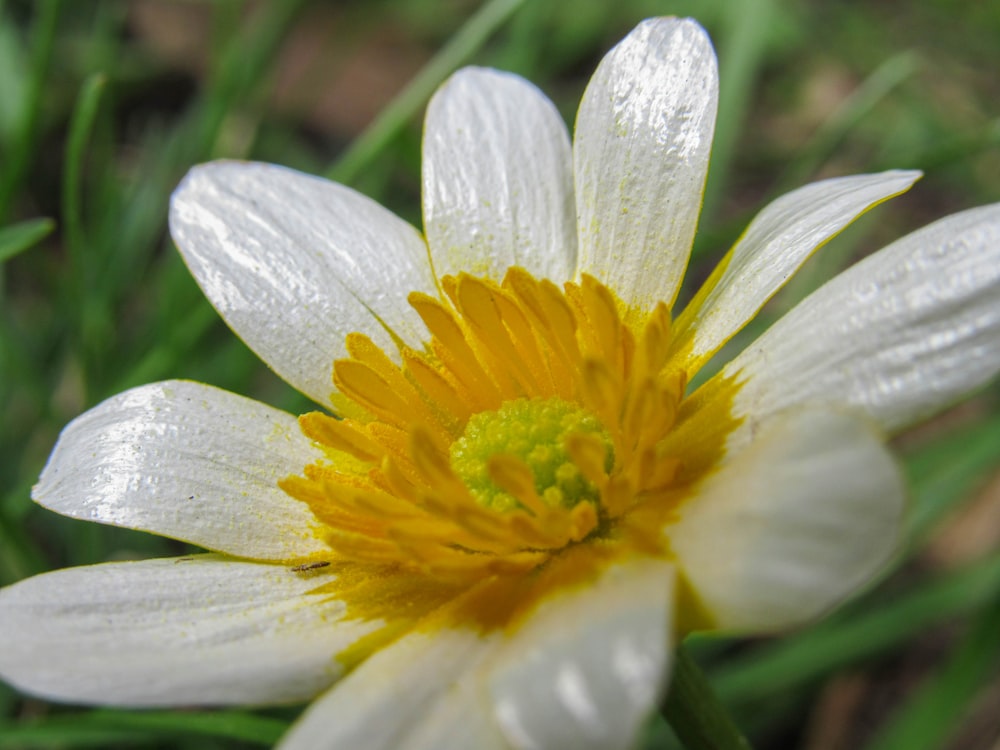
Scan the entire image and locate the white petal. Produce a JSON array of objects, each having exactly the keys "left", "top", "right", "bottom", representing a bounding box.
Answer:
[
  {"left": 488, "top": 559, "right": 674, "bottom": 750},
  {"left": 672, "top": 170, "right": 922, "bottom": 370},
  {"left": 279, "top": 628, "right": 505, "bottom": 750},
  {"left": 169, "top": 161, "right": 437, "bottom": 408},
  {"left": 574, "top": 17, "right": 718, "bottom": 311},
  {"left": 398, "top": 675, "right": 510, "bottom": 750},
  {"left": 669, "top": 409, "right": 904, "bottom": 633},
  {"left": 724, "top": 204, "right": 1000, "bottom": 441},
  {"left": 33, "top": 380, "right": 329, "bottom": 560},
  {"left": 423, "top": 67, "right": 576, "bottom": 284},
  {"left": 0, "top": 555, "right": 377, "bottom": 706}
]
